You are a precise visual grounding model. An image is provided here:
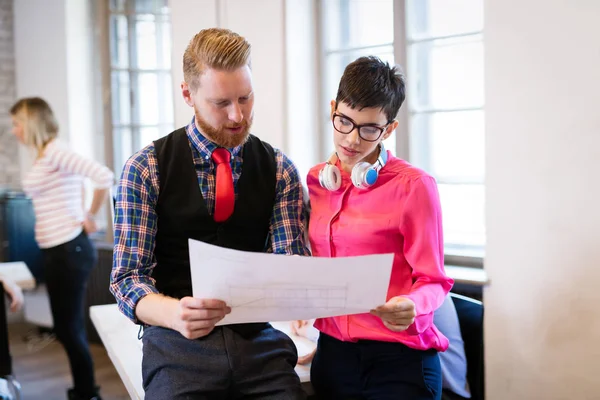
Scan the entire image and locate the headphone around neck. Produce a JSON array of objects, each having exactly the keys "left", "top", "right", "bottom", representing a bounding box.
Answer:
[{"left": 318, "top": 143, "right": 388, "bottom": 191}]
